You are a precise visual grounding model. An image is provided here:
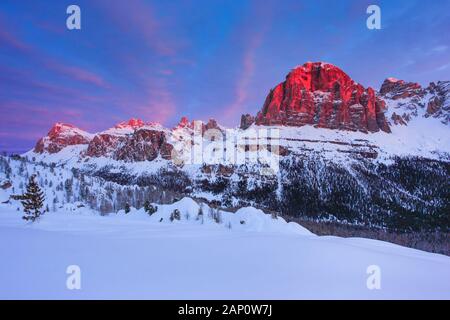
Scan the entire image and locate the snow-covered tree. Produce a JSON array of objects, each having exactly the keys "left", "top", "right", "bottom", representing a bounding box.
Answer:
[
  {"left": 170, "top": 209, "right": 181, "bottom": 221},
  {"left": 13, "top": 174, "right": 45, "bottom": 222},
  {"left": 143, "top": 201, "right": 157, "bottom": 215}
]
